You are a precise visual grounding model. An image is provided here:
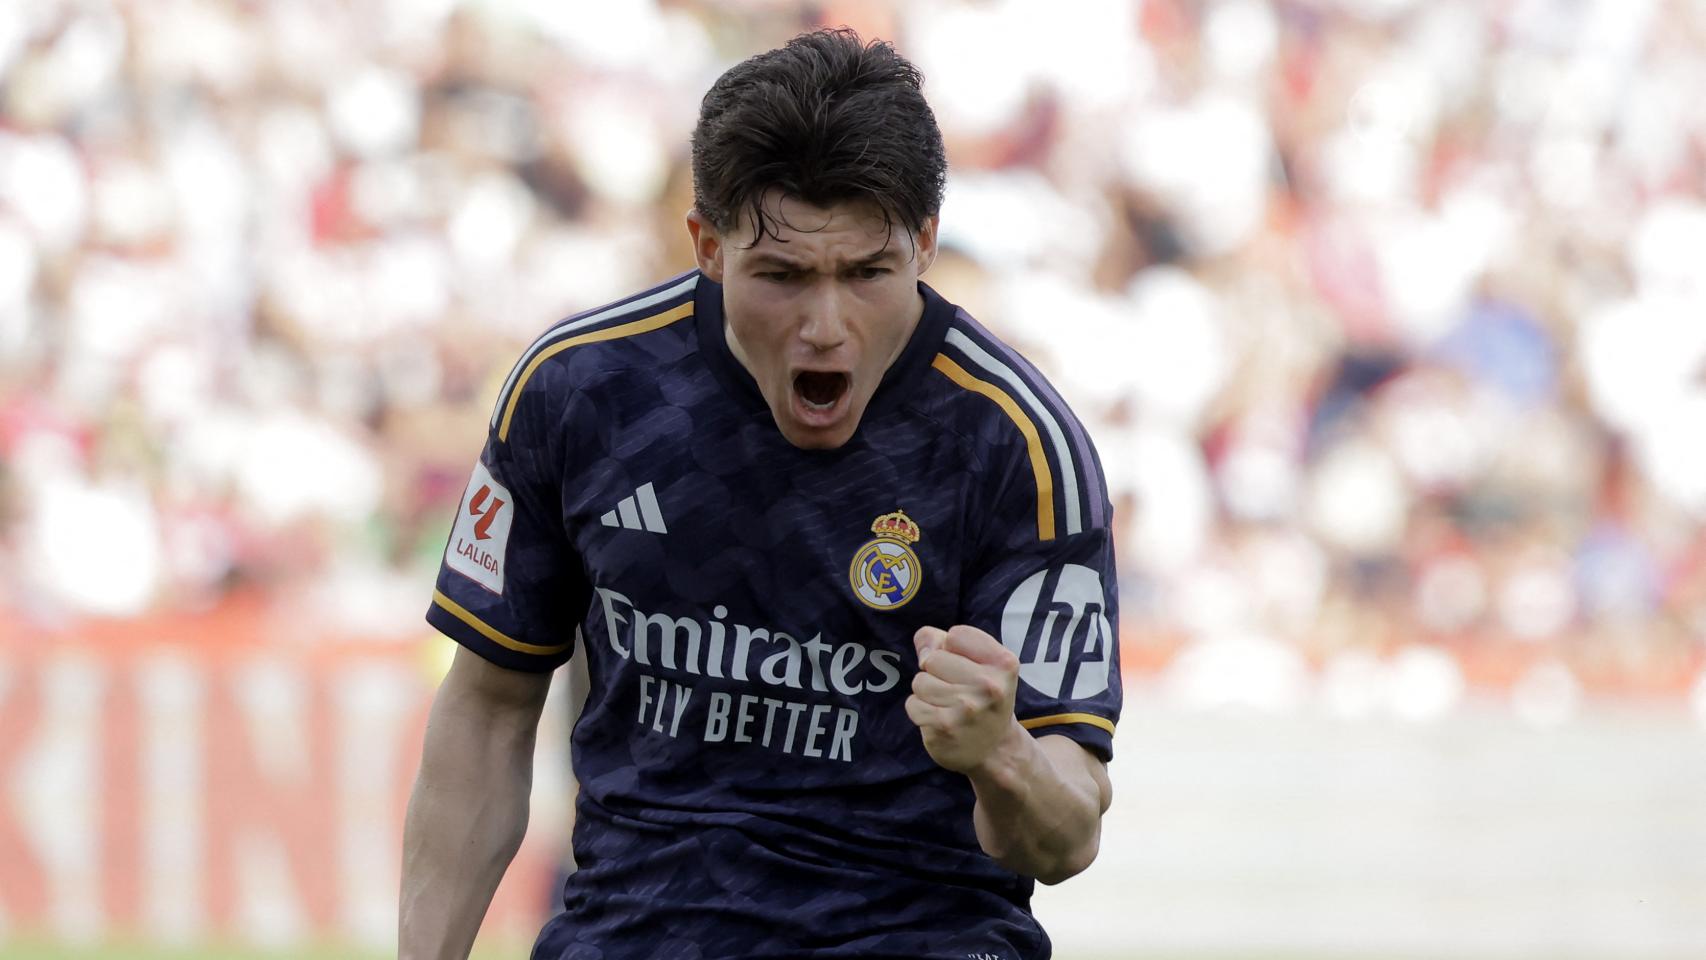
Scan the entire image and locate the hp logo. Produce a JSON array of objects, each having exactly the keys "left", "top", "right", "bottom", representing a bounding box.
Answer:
[{"left": 1000, "top": 565, "right": 1112, "bottom": 699}]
